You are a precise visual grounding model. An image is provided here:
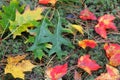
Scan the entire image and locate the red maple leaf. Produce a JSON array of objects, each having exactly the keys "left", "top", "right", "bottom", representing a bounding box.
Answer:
[
  {"left": 46, "top": 63, "right": 68, "bottom": 80},
  {"left": 78, "top": 39, "right": 97, "bottom": 49},
  {"left": 79, "top": 8, "right": 97, "bottom": 20},
  {"left": 77, "top": 55, "right": 101, "bottom": 74},
  {"left": 95, "top": 14, "right": 118, "bottom": 39}
]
